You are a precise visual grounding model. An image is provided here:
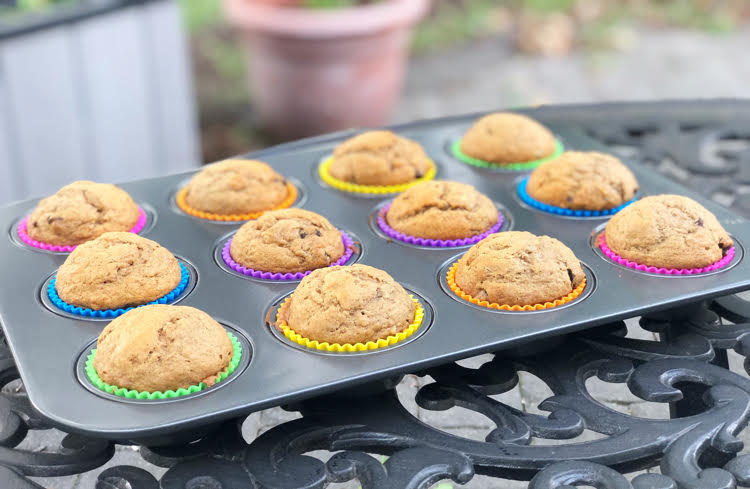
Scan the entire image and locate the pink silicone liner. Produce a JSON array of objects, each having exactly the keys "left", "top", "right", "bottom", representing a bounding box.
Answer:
[
  {"left": 222, "top": 231, "right": 355, "bottom": 280},
  {"left": 377, "top": 203, "right": 504, "bottom": 247},
  {"left": 17, "top": 208, "right": 148, "bottom": 253},
  {"left": 598, "top": 233, "right": 735, "bottom": 275}
]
